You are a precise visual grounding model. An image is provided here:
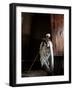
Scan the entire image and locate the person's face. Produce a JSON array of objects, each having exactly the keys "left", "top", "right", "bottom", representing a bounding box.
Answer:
[{"left": 46, "top": 36, "right": 50, "bottom": 41}]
